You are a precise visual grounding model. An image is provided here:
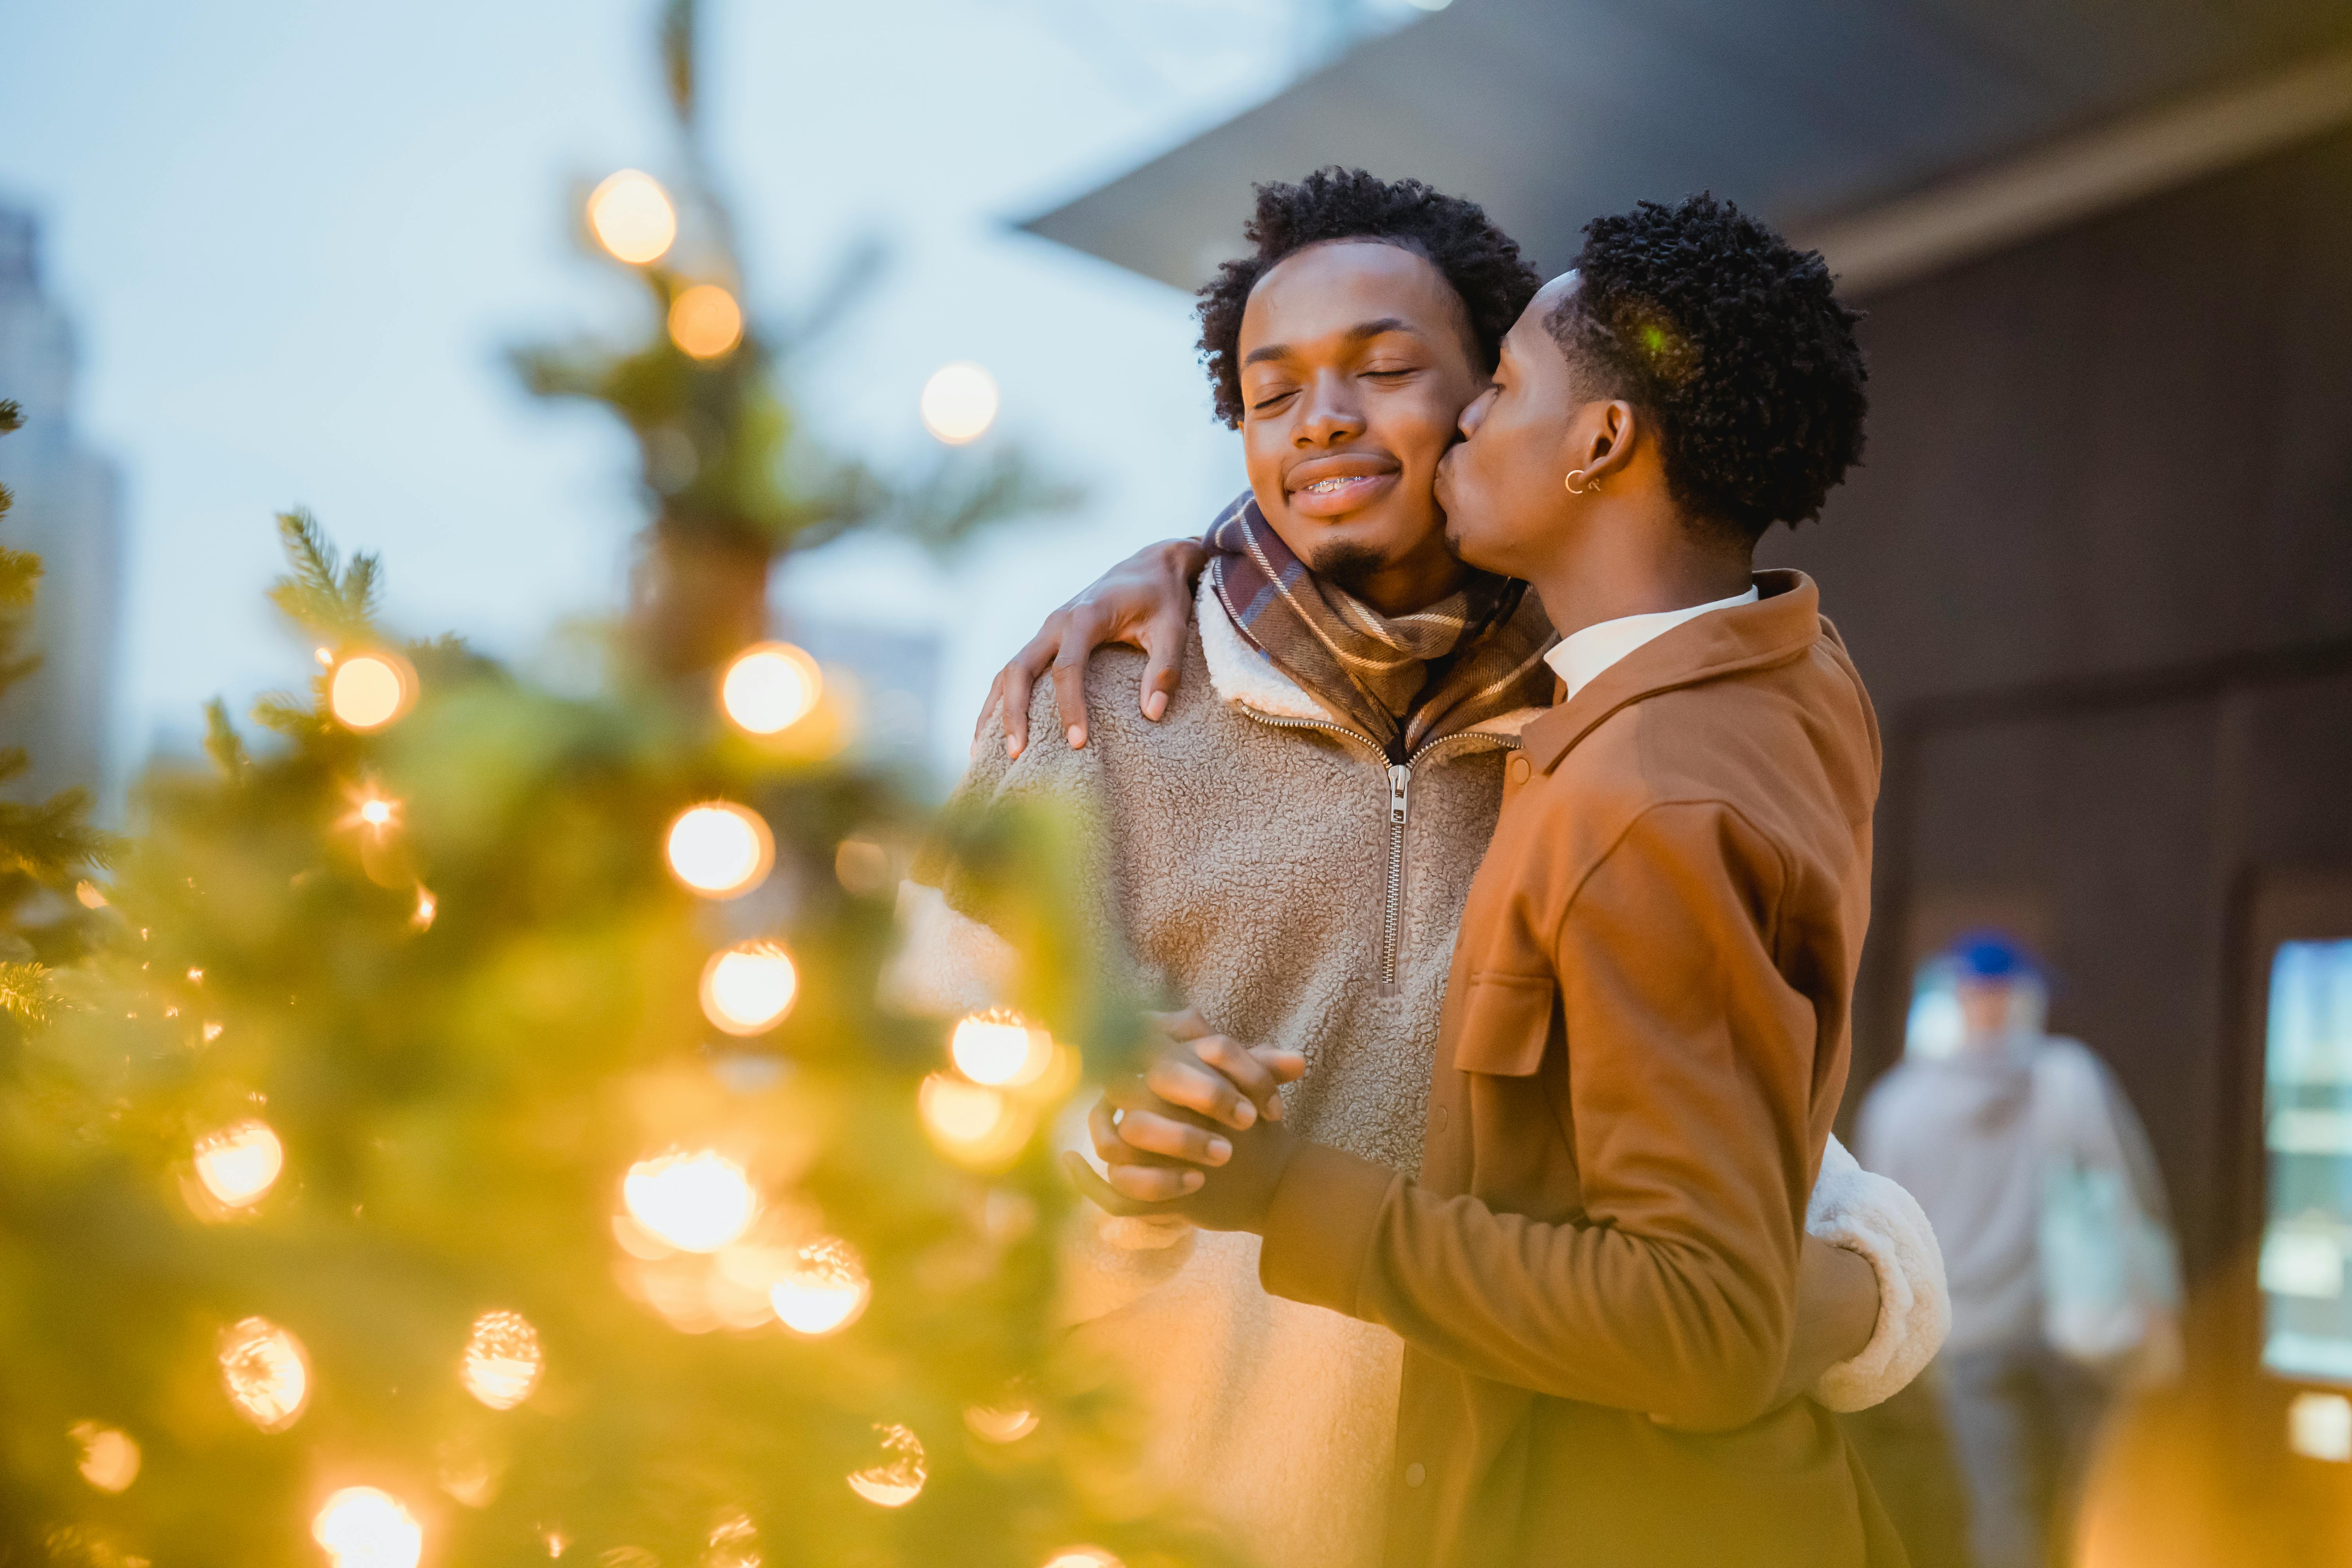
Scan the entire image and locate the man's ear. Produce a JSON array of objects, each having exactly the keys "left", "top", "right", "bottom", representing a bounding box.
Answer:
[
  {"left": 1581, "top": 401, "right": 1640, "bottom": 486},
  {"left": 1561, "top": 399, "right": 1639, "bottom": 492}
]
